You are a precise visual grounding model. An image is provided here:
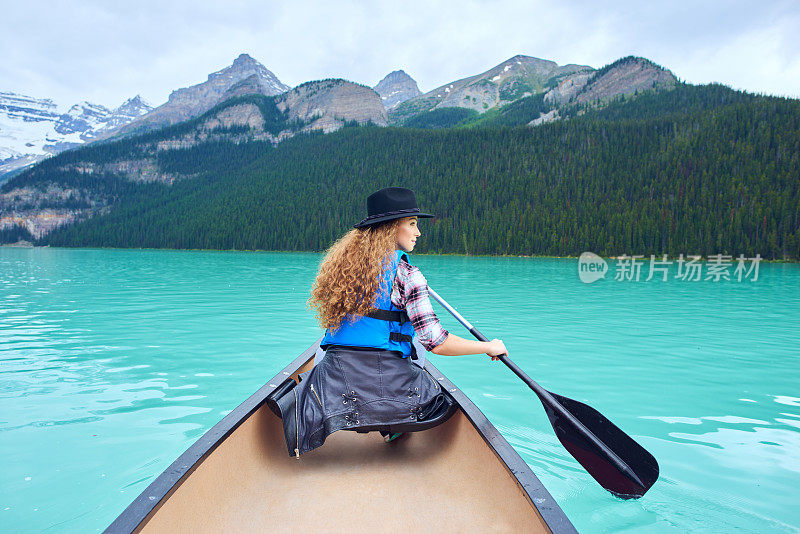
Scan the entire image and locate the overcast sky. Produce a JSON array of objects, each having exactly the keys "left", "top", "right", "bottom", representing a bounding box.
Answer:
[{"left": 3, "top": 0, "right": 799, "bottom": 110}]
